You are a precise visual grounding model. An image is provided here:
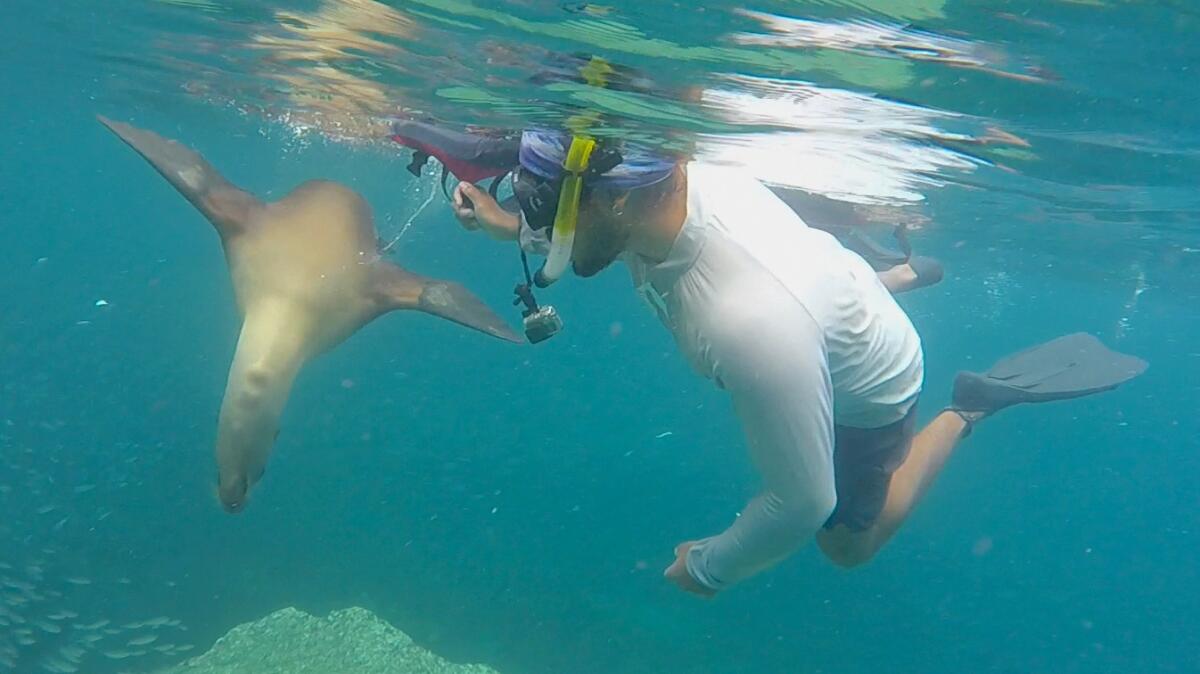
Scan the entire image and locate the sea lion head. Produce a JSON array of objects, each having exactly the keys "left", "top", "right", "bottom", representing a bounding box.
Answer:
[
  {"left": 215, "top": 429, "right": 274, "bottom": 514},
  {"left": 217, "top": 462, "right": 266, "bottom": 514},
  {"left": 217, "top": 472, "right": 250, "bottom": 514}
]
